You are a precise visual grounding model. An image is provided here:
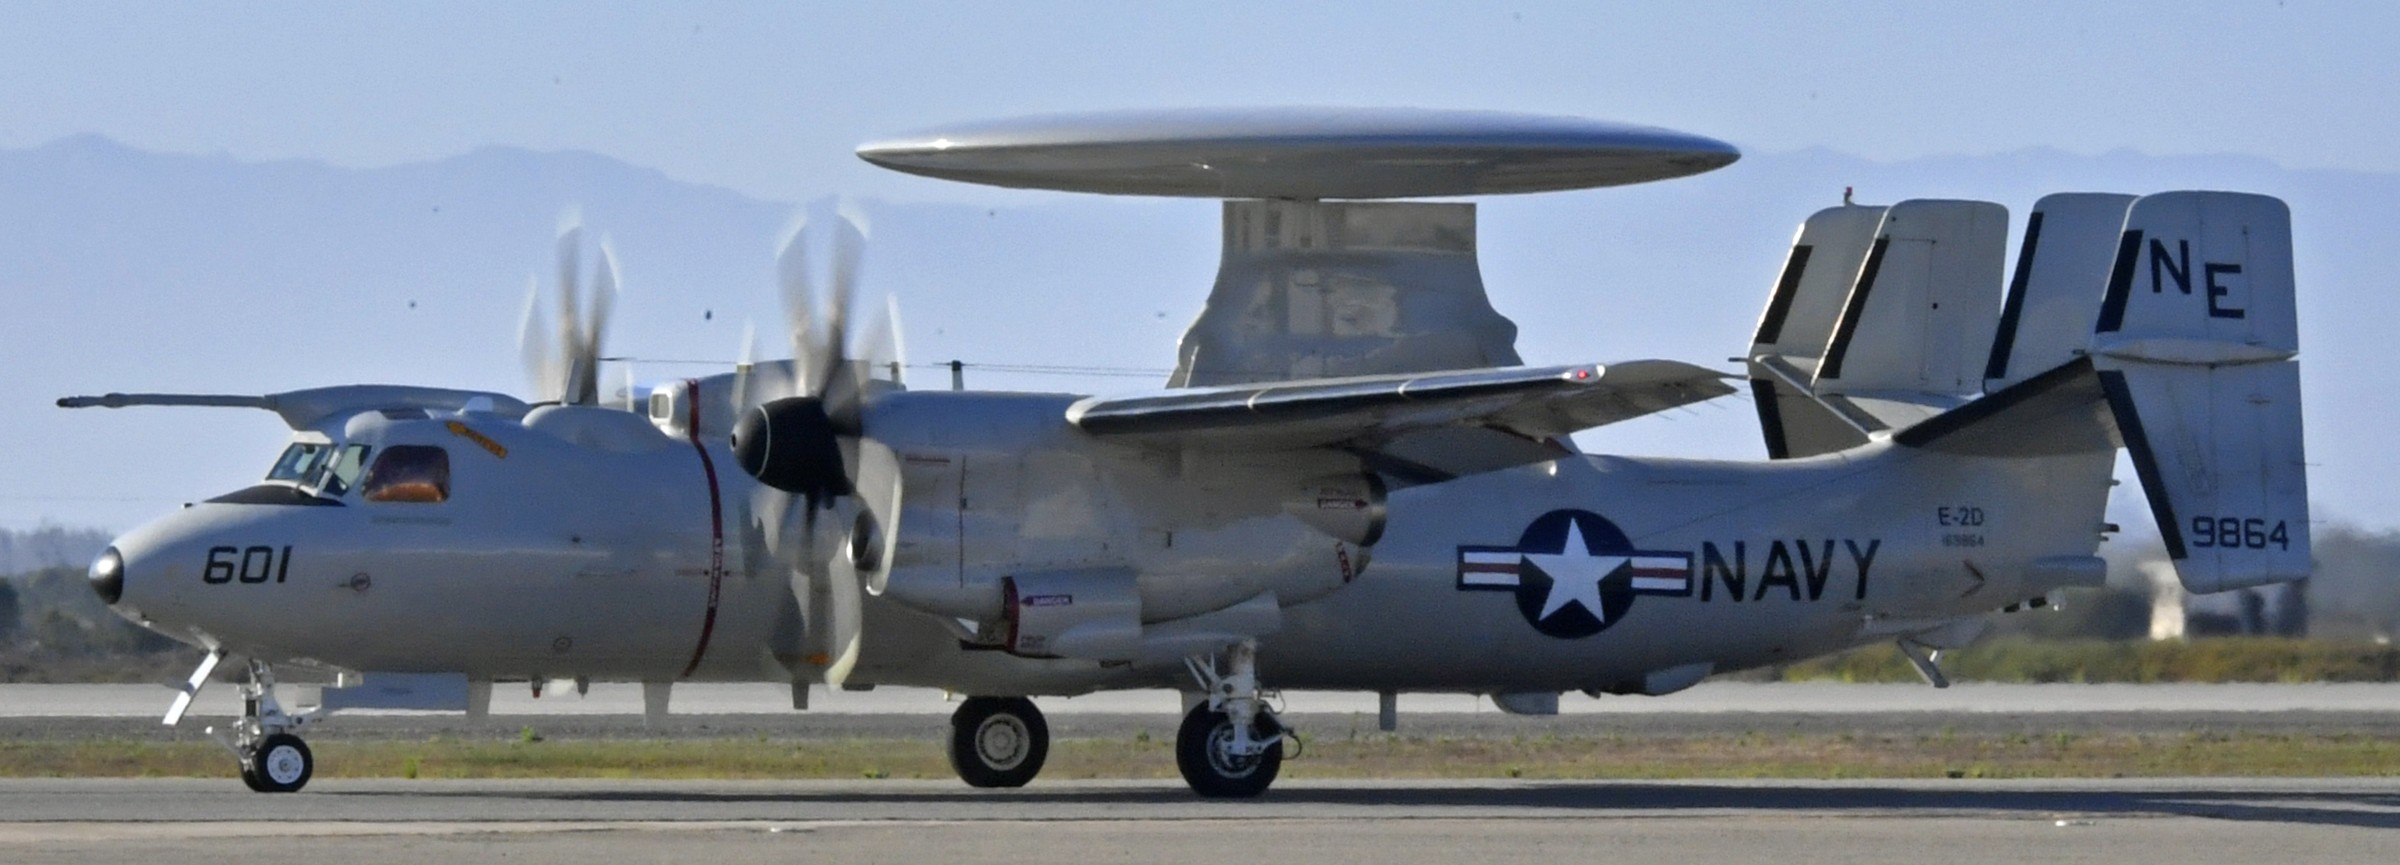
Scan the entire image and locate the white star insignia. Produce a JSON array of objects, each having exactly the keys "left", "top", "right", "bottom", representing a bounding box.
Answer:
[{"left": 1518, "top": 520, "right": 1629, "bottom": 623}]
